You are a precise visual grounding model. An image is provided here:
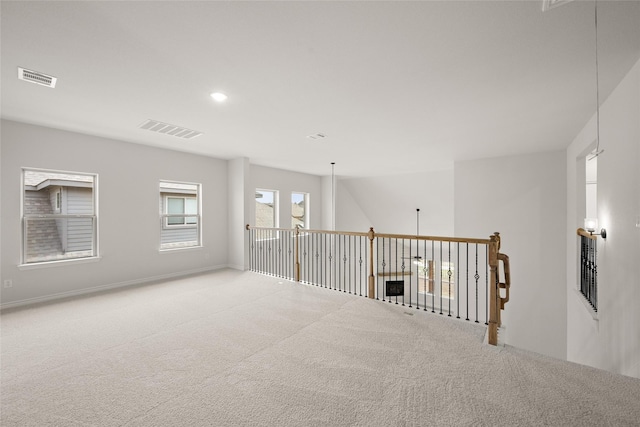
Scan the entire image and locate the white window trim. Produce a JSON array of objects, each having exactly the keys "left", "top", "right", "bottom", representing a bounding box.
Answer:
[
  {"left": 159, "top": 180, "right": 202, "bottom": 251},
  {"left": 291, "top": 191, "right": 309, "bottom": 229},
  {"left": 163, "top": 195, "right": 198, "bottom": 229},
  {"left": 255, "top": 188, "right": 279, "bottom": 240},
  {"left": 20, "top": 167, "right": 99, "bottom": 267},
  {"left": 416, "top": 260, "right": 456, "bottom": 300},
  {"left": 19, "top": 256, "right": 102, "bottom": 270},
  {"left": 54, "top": 189, "right": 62, "bottom": 213}
]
